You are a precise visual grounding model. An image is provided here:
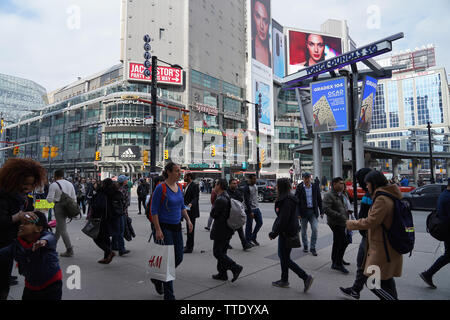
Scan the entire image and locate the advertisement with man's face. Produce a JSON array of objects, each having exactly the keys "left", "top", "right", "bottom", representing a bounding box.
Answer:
[
  {"left": 272, "top": 20, "right": 285, "bottom": 81},
  {"left": 252, "top": 0, "right": 272, "bottom": 68},
  {"left": 288, "top": 30, "right": 342, "bottom": 75}
]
